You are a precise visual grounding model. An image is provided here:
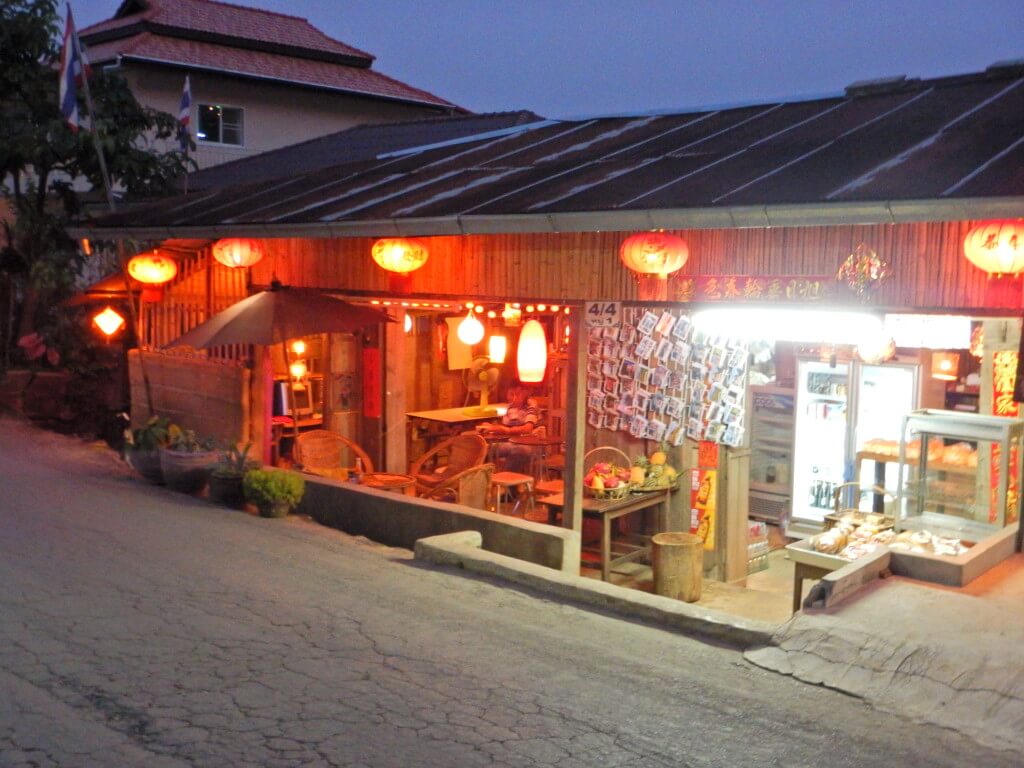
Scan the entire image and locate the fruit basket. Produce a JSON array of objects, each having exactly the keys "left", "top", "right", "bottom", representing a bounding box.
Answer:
[
  {"left": 630, "top": 447, "right": 680, "bottom": 492},
  {"left": 582, "top": 447, "right": 632, "bottom": 499}
]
